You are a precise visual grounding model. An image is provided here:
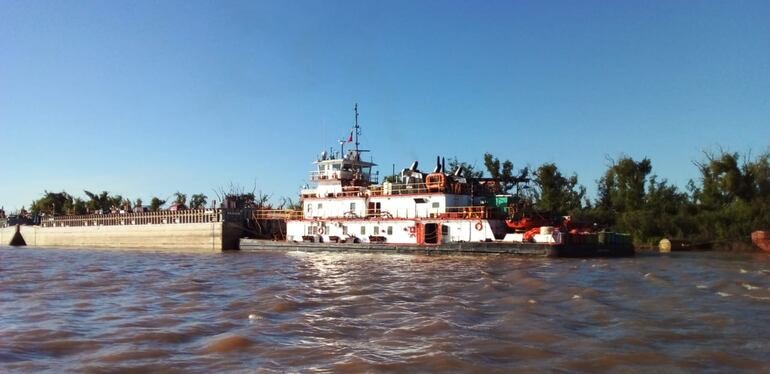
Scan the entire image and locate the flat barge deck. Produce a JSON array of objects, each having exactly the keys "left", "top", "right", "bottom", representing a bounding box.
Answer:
[{"left": 240, "top": 239, "right": 634, "bottom": 257}]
